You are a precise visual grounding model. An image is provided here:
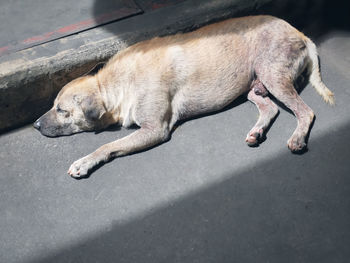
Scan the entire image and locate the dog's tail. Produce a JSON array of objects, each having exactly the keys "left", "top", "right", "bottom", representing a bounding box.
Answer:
[{"left": 304, "top": 37, "right": 335, "bottom": 105}]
